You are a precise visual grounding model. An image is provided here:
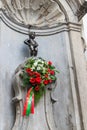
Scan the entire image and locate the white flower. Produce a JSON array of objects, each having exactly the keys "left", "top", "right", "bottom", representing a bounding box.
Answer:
[
  {"left": 41, "top": 61, "right": 44, "bottom": 64},
  {"left": 31, "top": 66, "right": 35, "bottom": 70},
  {"left": 38, "top": 64, "right": 43, "bottom": 67},
  {"left": 37, "top": 59, "right": 41, "bottom": 62},
  {"left": 34, "top": 62, "right": 38, "bottom": 66},
  {"left": 37, "top": 67, "right": 41, "bottom": 70}
]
